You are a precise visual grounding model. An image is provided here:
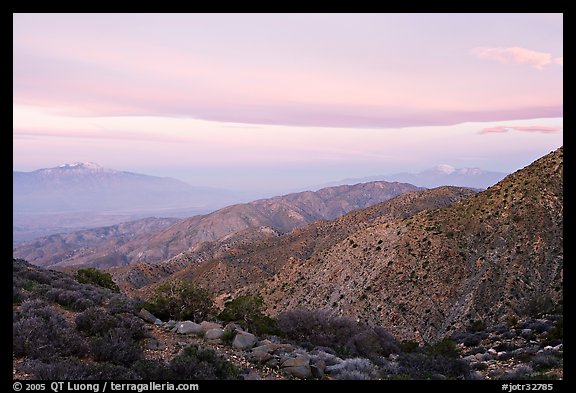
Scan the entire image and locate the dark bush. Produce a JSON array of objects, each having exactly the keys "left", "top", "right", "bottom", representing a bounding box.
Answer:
[
  {"left": 146, "top": 280, "right": 214, "bottom": 322},
  {"left": 76, "top": 307, "right": 146, "bottom": 340},
  {"left": 398, "top": 352, "right": 471, "bottom": 379},
  {"left": 467, "top": 320, "right": 487, "bottom": 333},
  {"left": 45, "top": 288, "right": 97, "bottom": 311},
  {"left": 400, "top": 340, "right": 420, "bottom": 353},
  {"left": 546, "top": 318, "right": 563, "bottom": 340},
  {"left": 75, "top": 268, "right": 120, "bottom": 292},
  {"left": 218, "top": 295, "right": 279, "bottom": 335},
  {"left": 13, "top": 301, "right": 88, "bottom": 360},
  {"left": 132, "top": 360, "right": 176, "bottom": 380},
  {"left": 425, "top": 338, "right": 460, "bottom": 358},
  {"left": 345, "top": 326, "right": 400, "bottom": 358},
  {"left": 169, "top": 346, "right": 238, "bottom": 380},
  {"left": 278, "top": 309, "right": 362, "bottom": 350},
  {"left": 531, "top": 353, "right": 561, "bottom": 371},
  {"left": 25, "top": 358, "right": 139, "bottom": 380},
  {"left": 89, "top": 328, "right": 143, "bottom": 366},
  {"left": 462, "top": 334, "right": 482, "bottom": 347}
]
